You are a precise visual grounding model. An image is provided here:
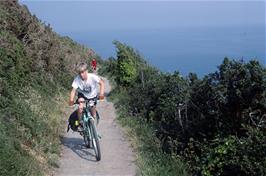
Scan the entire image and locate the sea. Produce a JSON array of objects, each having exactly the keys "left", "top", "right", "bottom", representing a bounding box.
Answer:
[{"left": 63, "top": 25, "right": 265, "bottom": 77}]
